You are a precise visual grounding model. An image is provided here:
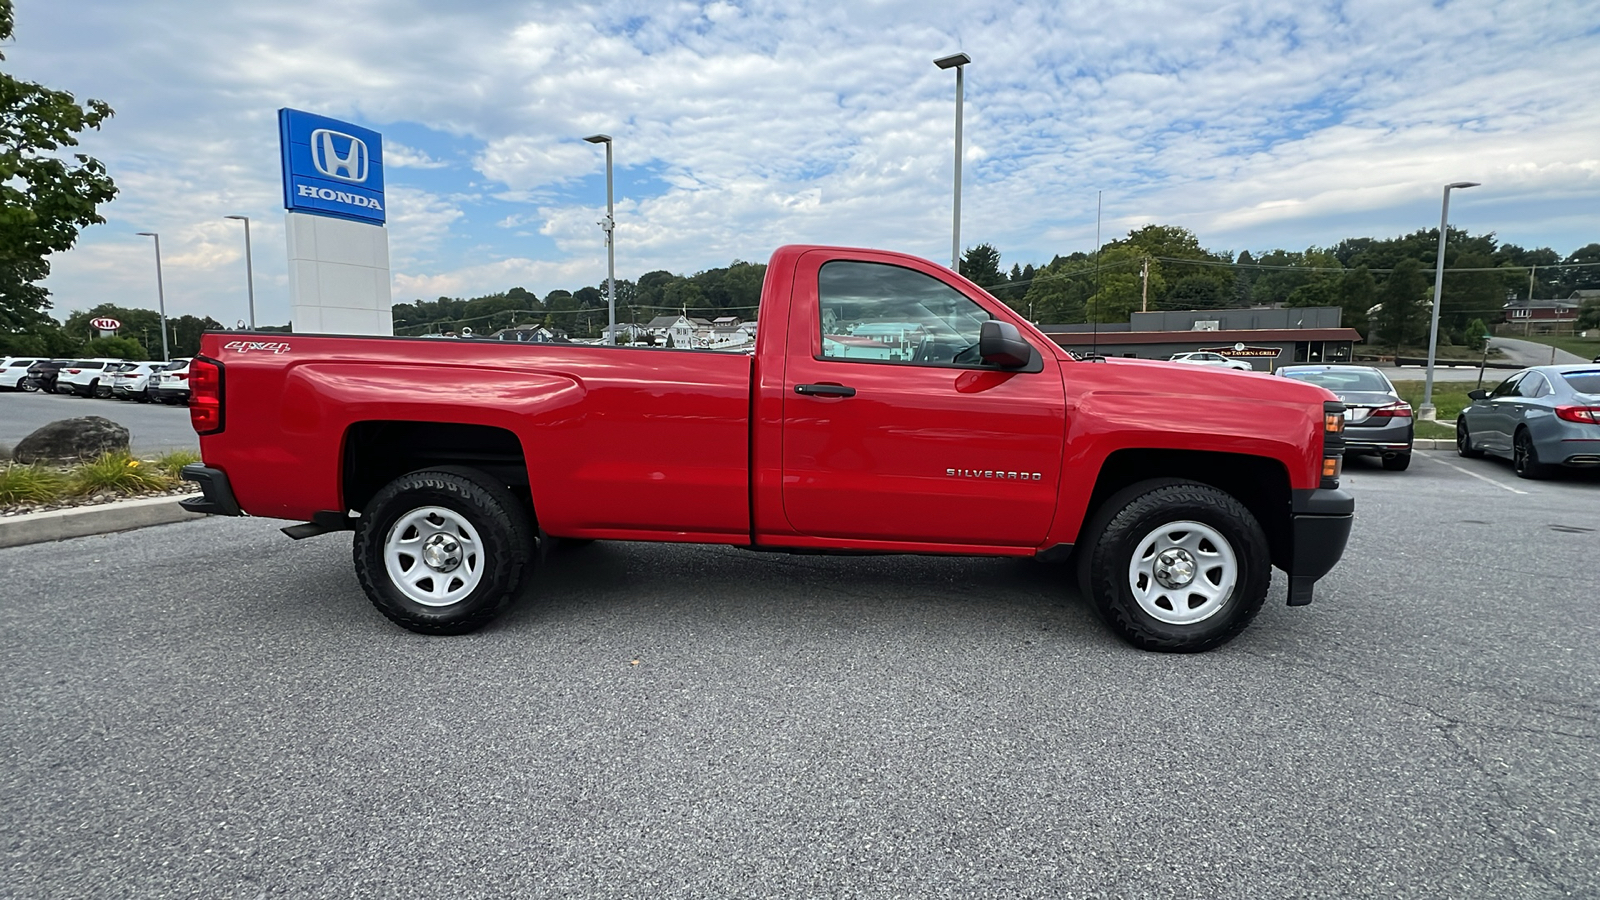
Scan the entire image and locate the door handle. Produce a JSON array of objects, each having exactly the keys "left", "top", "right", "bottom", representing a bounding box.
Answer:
[{"left": 794, "top": 383, "right": 856, "bottom": 398}]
